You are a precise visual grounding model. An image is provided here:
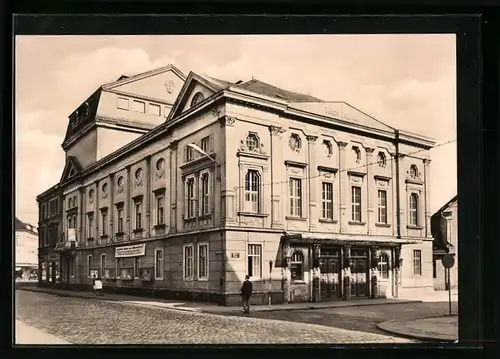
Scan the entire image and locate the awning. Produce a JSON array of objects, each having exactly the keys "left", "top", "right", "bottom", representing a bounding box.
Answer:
[{"left": 281, "top": 233, "right": 419, "bottom": 247}]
